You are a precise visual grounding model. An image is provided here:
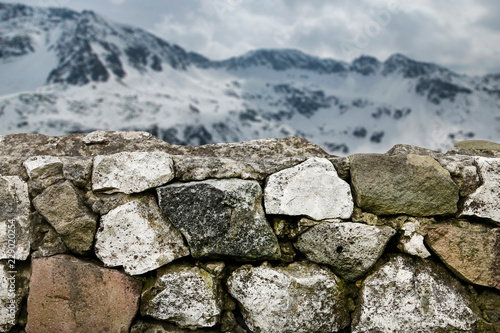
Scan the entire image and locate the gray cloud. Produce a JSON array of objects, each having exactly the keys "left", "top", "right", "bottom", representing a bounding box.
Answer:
[{"left": 2, "top": 0, "right": 500, "bottom": 74}]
